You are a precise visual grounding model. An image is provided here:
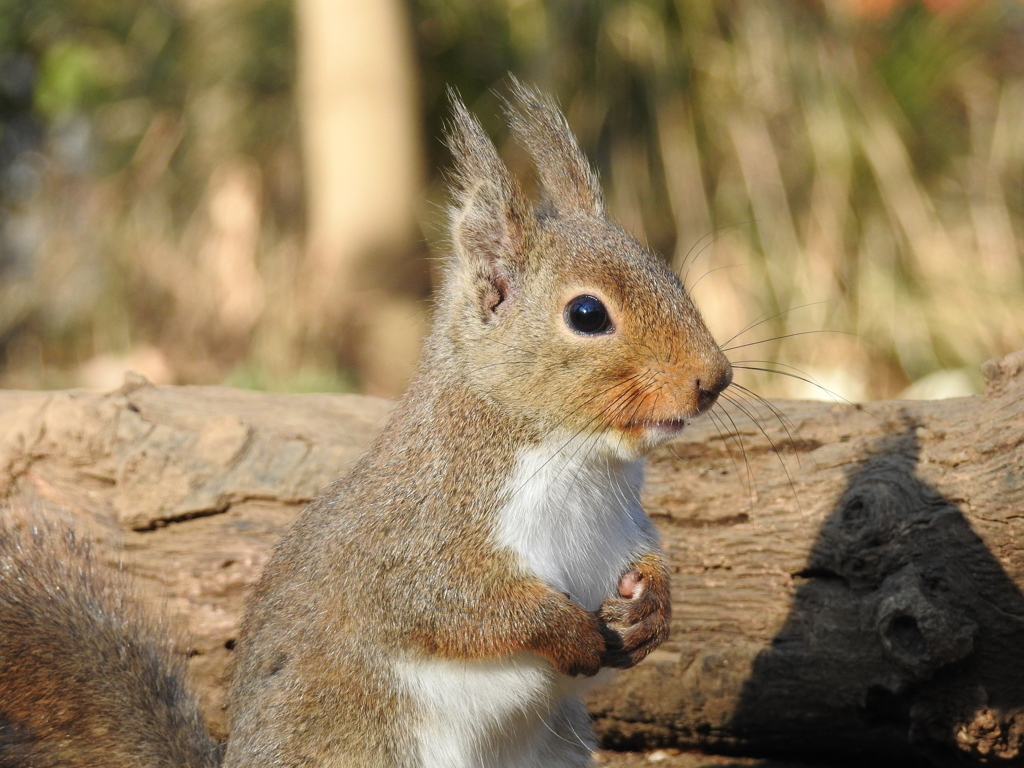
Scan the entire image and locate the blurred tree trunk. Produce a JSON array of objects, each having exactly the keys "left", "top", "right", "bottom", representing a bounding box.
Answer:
[{"left": 295, "top": 0, "right": 427, "bottom": 396}]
